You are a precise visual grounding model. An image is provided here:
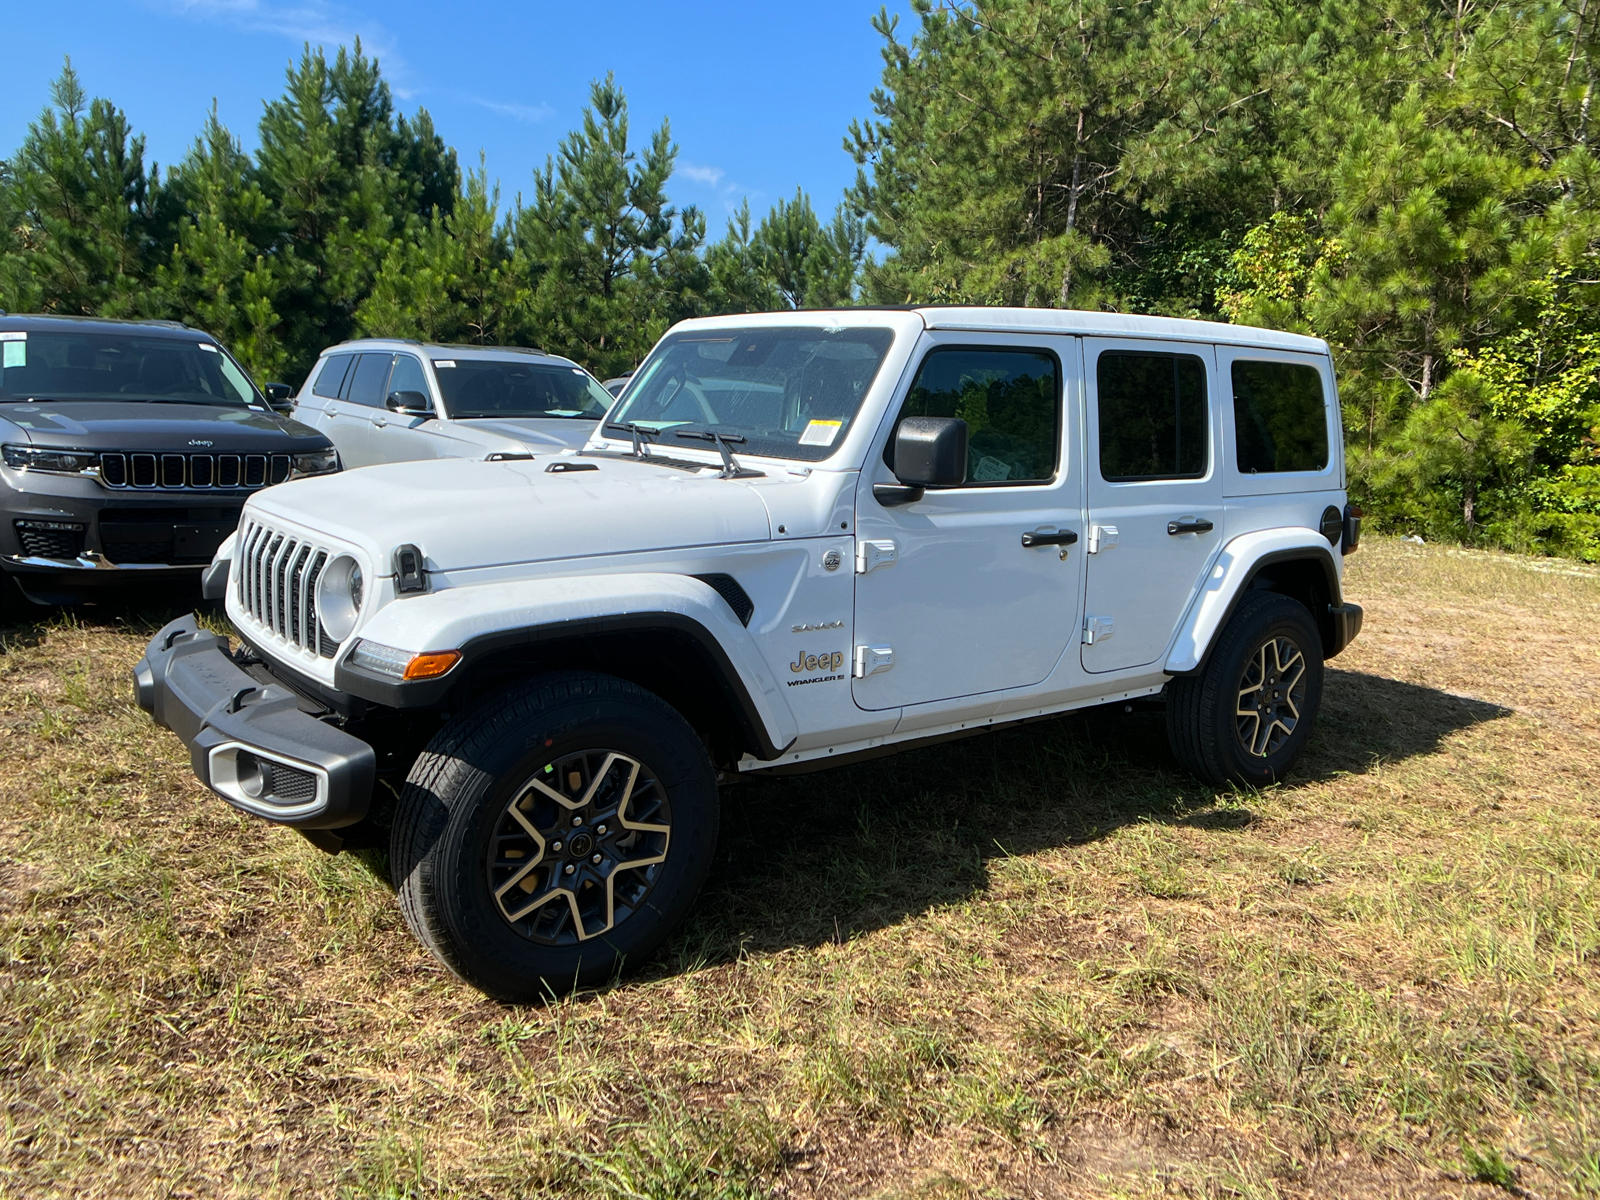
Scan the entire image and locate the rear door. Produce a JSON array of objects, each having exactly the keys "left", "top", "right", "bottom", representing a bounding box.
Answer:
[
  {"left": 326, "top": 352, "right": 395, "bottom": 468},
  {"left": 295, "top": 353, "right": 355, "bottom": 447},
  {"left": 1081, "top": 339, "right": 1224, "bottom": 674}
]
